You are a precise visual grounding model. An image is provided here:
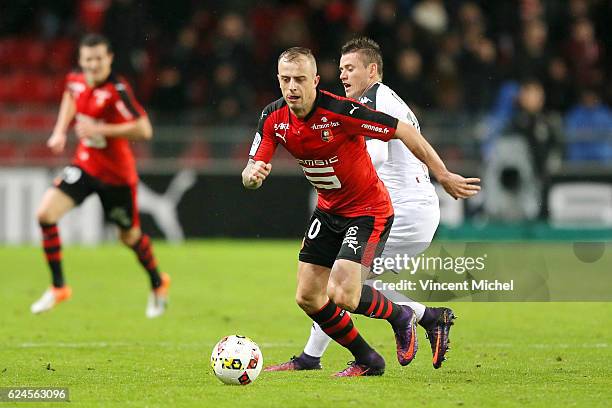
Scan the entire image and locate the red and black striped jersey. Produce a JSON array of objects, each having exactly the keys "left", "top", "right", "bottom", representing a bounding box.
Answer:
[
  {"left": 250, "top": 89, "right": 399, "bottom": 218},
  {"left": 65, "top": 71, "right": 145, "bottom": 185}
]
